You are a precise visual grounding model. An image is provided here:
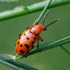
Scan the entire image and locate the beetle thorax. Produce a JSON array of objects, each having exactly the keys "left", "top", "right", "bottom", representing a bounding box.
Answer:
[{"left": 31, "top": 24, "right": 44, "bottom": 35}]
